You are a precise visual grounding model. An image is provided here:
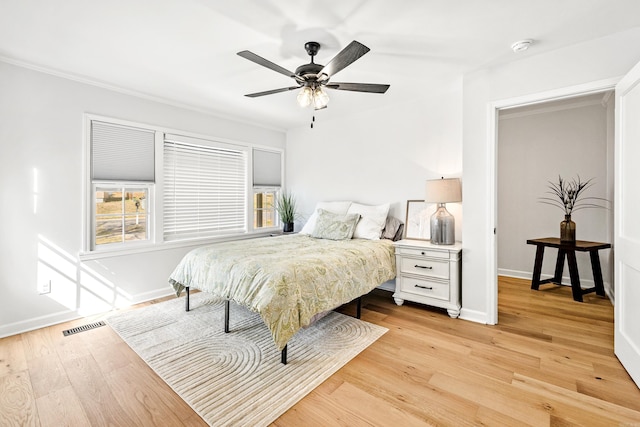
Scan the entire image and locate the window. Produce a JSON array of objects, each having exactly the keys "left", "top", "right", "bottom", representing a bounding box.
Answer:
[
  {"left": 83, "top": 115, "right": 284, "bottom": 257},
  {"left": 89, "top": 120, "right": 155, "bottom": 250},
  {"left": 253, "top": 189, "right": 278, "bottom": 229},
  {"left": 94, "top": 185, "right": 151, "bottom": 246},
  {"left": 163, "top": 134, "right": 247, "bottom": 241},
  {"left": 252, "top": 149, "right": 282, "bottom": 230}
]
